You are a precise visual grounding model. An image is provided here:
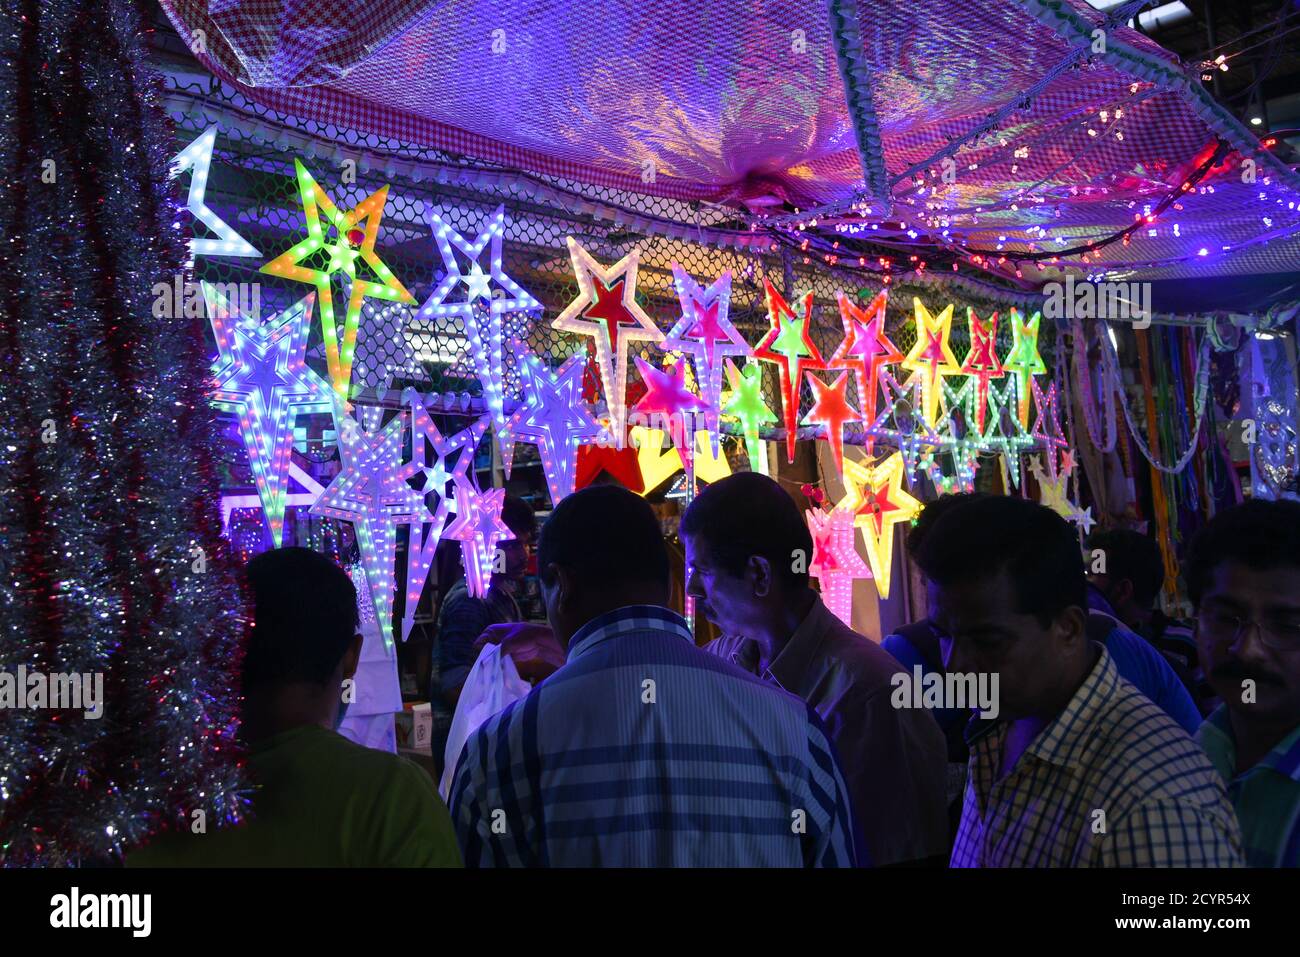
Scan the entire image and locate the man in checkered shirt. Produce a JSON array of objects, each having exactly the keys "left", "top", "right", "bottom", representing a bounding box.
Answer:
[{"left": 917, "top": 495, "right": 1242, "bottom": 867}]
